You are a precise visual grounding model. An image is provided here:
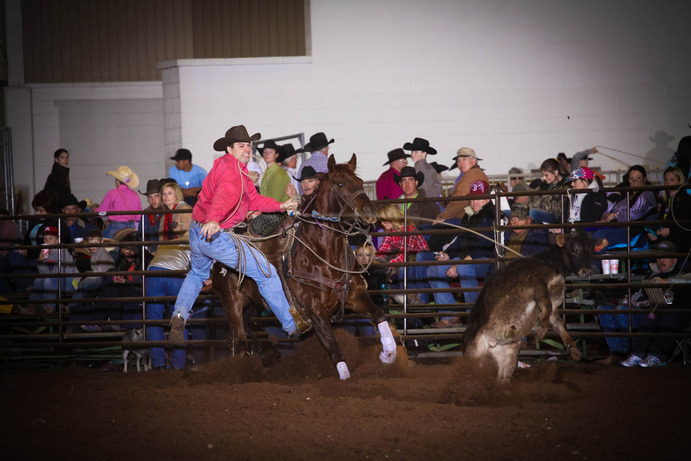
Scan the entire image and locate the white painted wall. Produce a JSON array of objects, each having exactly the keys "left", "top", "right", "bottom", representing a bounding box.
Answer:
[{"left": 7, "top": 0, "right": 691, "bottom": 211}]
